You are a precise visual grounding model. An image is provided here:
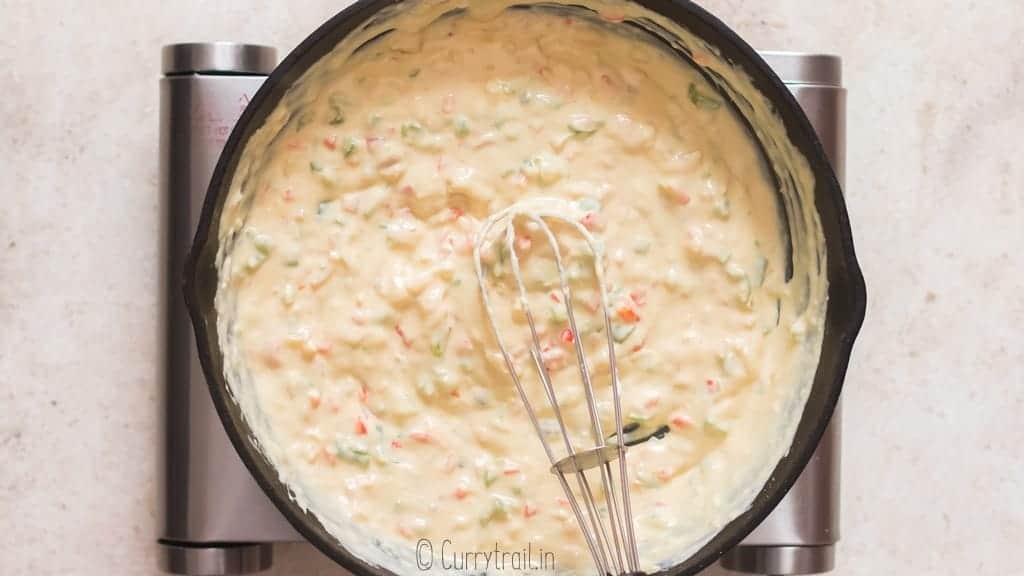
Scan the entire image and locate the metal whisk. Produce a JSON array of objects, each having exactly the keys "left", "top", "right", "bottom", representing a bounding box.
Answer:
[{"left": 473, "top": 198, "right": 639, "bottom": 575}]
